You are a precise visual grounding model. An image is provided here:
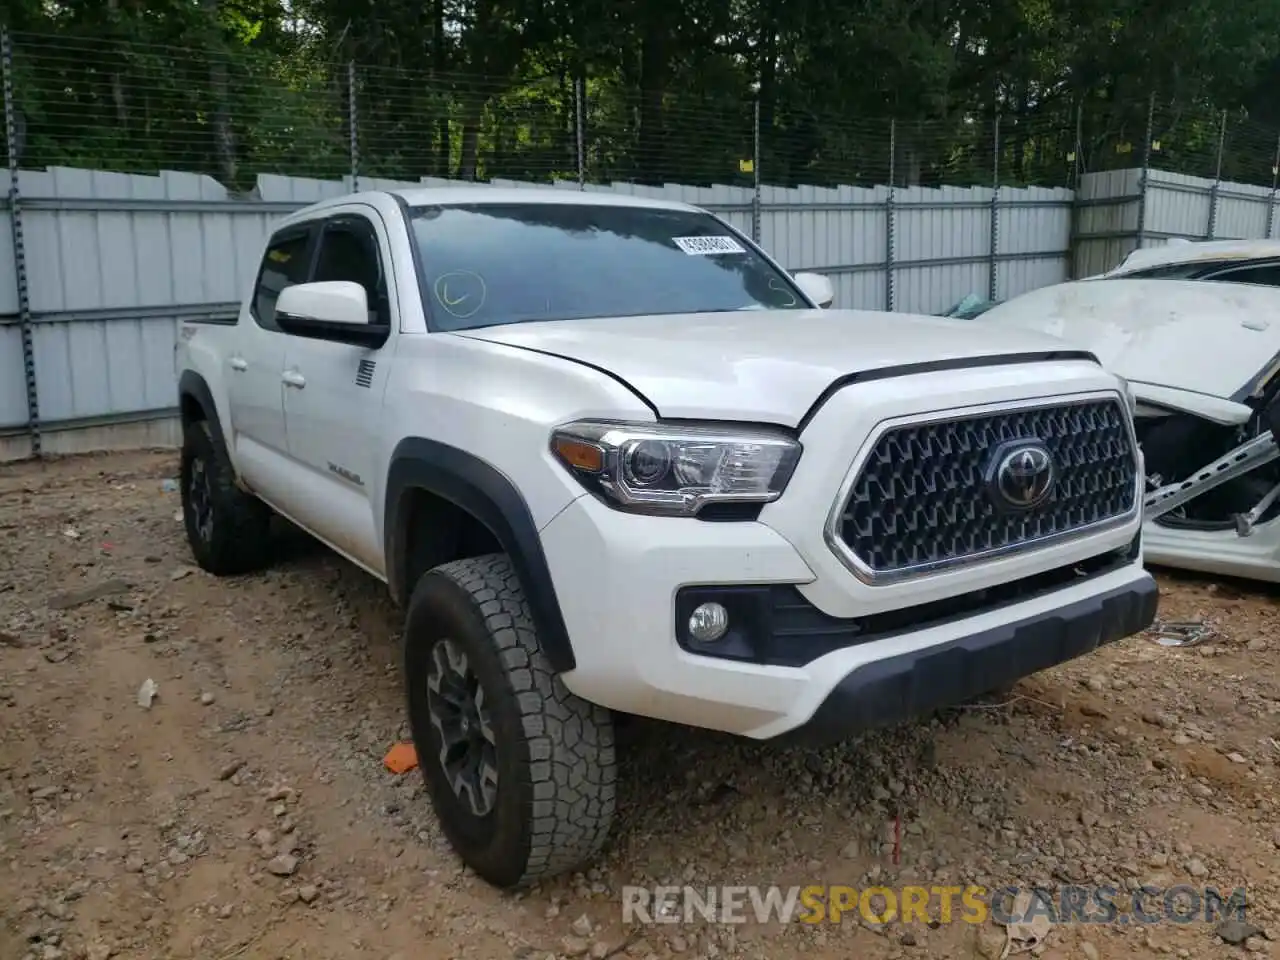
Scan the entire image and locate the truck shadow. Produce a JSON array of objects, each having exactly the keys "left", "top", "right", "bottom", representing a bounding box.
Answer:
[{"left": 260, "top": 520, "right": 1163, "bottom": 896}]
